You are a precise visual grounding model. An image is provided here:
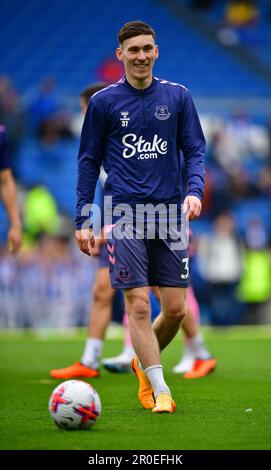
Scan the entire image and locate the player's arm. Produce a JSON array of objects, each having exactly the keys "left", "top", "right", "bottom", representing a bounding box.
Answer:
[
  {"left": 0, "top": 168, "right": 21, "bottom": 253},
  {"left": 178, "top": 89, "right": 206, "bottom": 220},
  {"left": 75, "top": 98, "right": 106, "bottom": 255}
]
